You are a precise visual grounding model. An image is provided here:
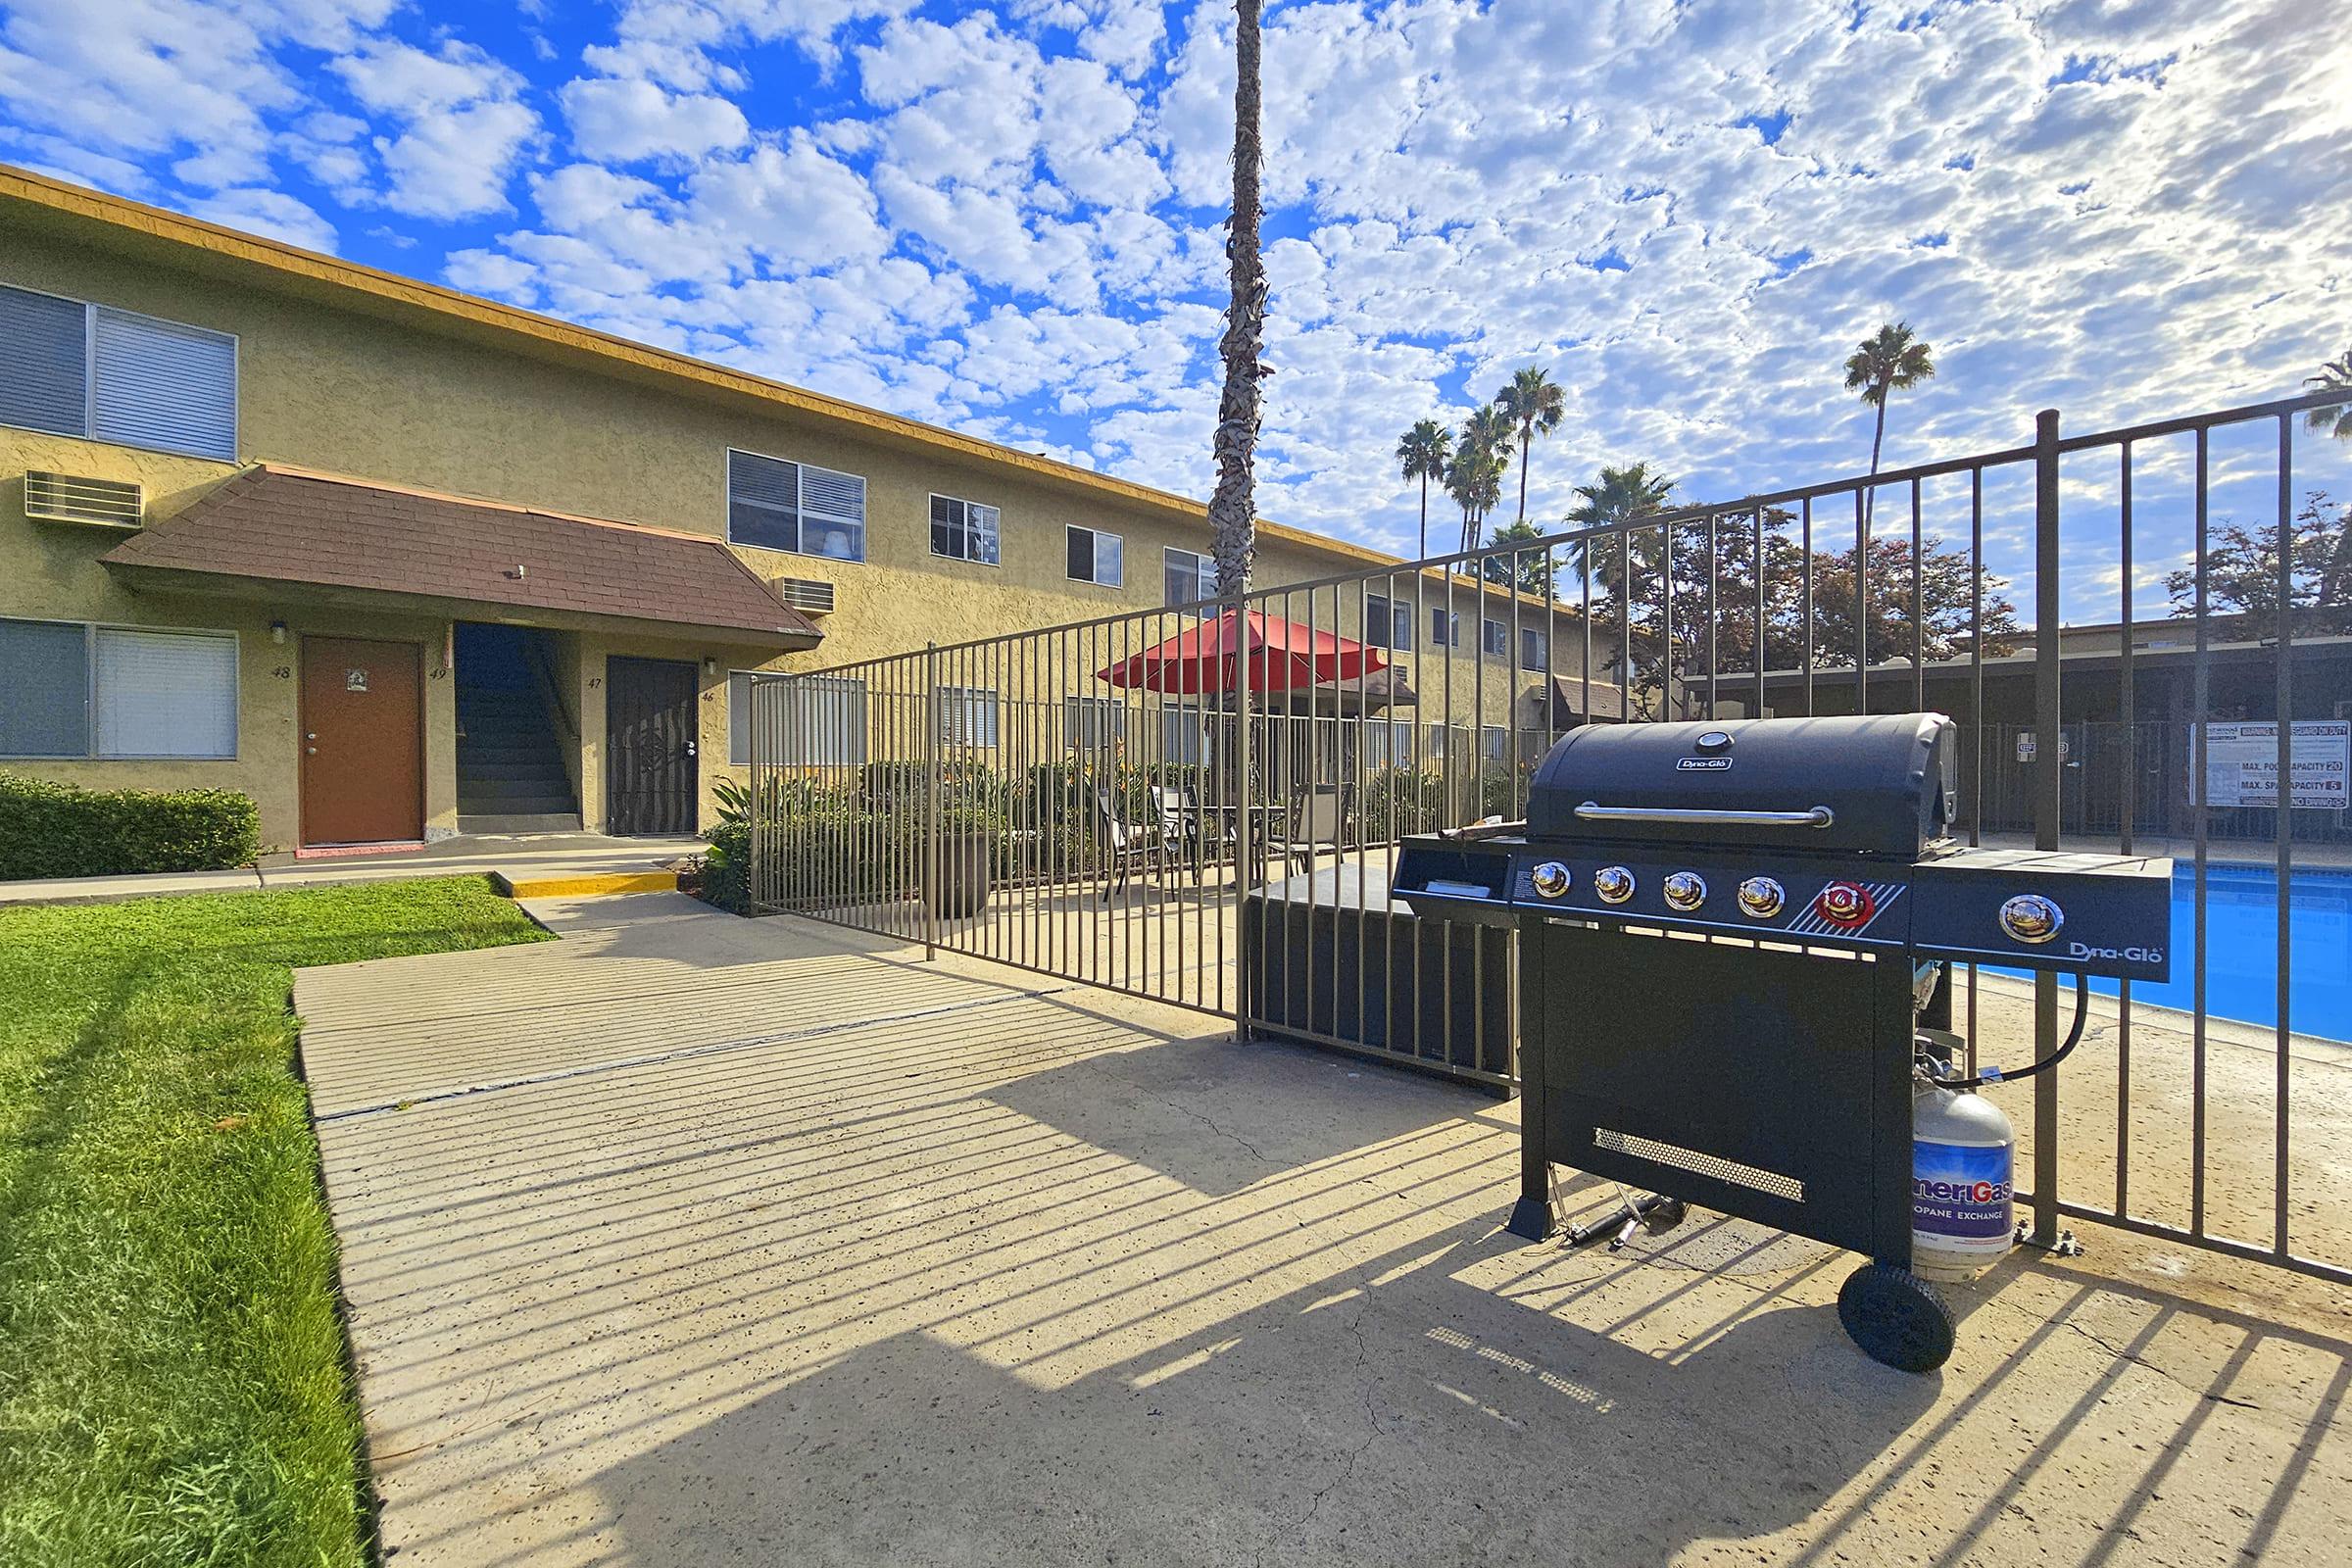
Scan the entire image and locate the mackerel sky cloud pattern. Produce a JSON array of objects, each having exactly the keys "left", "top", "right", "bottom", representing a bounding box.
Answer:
[{"left": 2, "top": 0, "right": 2347, "bottom": 608}]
